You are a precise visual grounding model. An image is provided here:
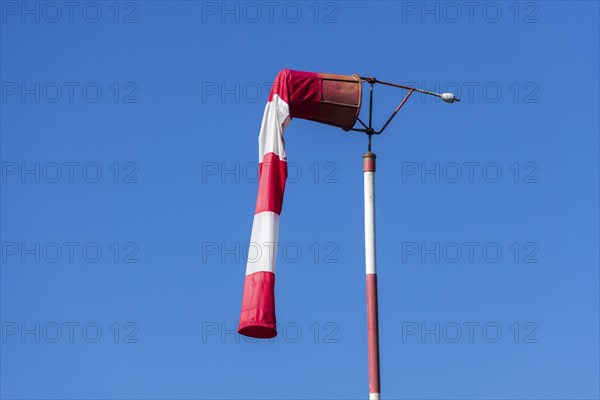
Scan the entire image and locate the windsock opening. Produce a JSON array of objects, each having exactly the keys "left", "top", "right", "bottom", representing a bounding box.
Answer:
[
  {"left": 238, "top": 69, "right": 362, "bottom": 339},
  {"left": 238, "top": 271, "right": 277, "bottom": 339}
]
